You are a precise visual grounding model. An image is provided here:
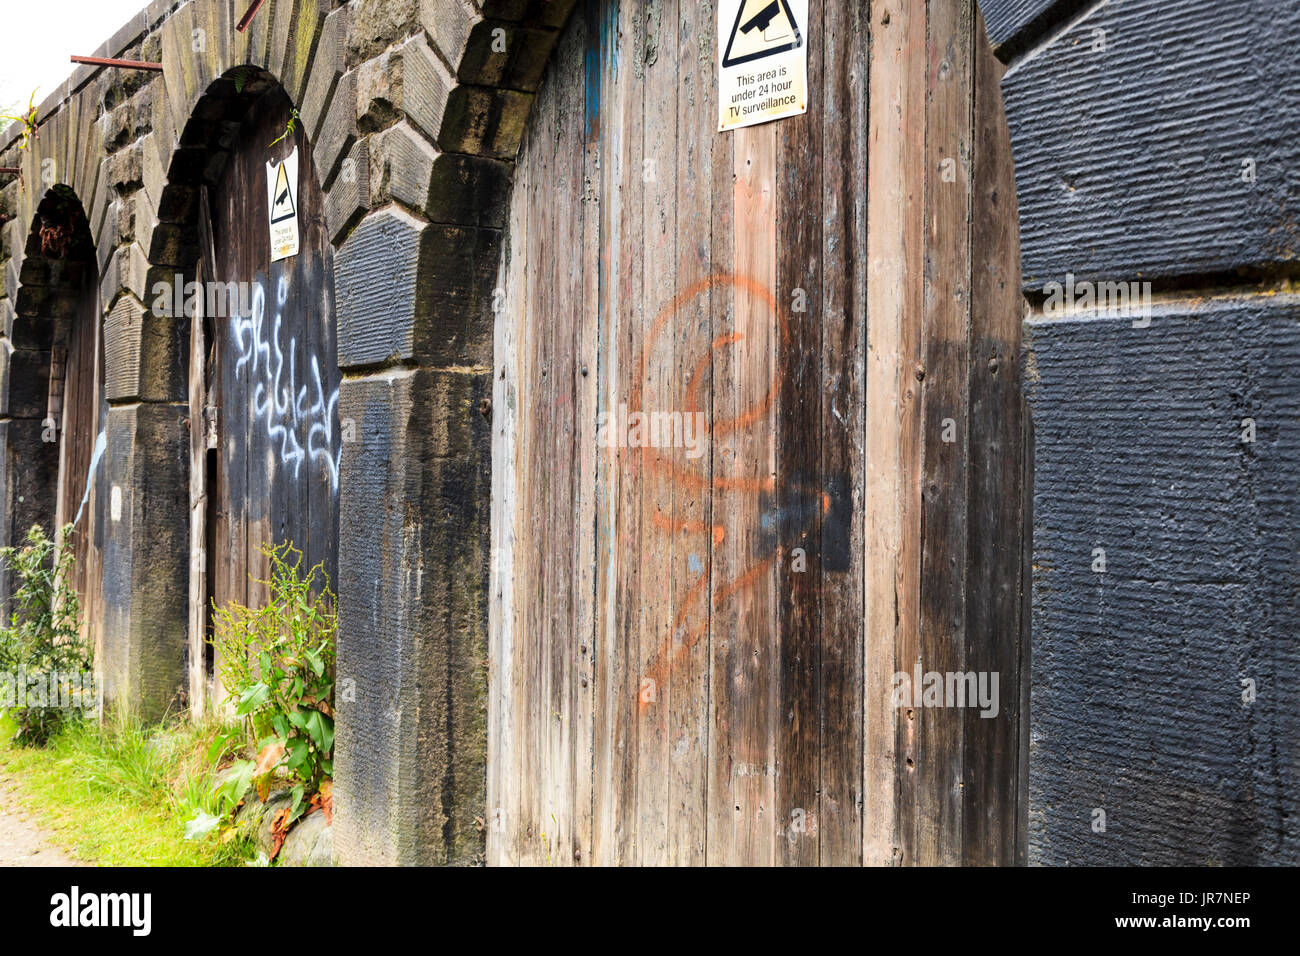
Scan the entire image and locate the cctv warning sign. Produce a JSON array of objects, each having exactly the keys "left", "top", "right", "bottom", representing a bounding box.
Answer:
[
  {"left": 266, "top": 148, "right": 300, "bottom": 262},
  {"left": 718, "top": 0, "right": 808, "bottom": 132}
]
